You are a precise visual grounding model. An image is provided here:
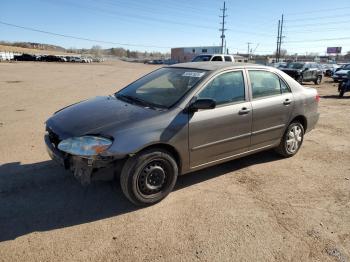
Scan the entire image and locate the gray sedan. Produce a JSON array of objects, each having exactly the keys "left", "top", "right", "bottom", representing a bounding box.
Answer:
[{"left": 45, "top": 62, "right": 320, "bottom": 205}]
